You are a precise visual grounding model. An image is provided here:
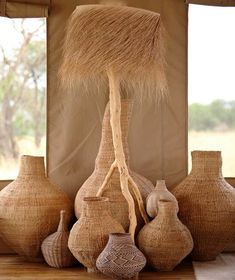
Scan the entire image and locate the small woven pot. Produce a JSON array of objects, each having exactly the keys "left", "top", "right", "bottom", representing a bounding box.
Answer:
[
  {"left": 96, "top": 233, "right": 146, "bottom": 279},
  {"left": 138, "top": 200, "right": 193, "bottom": 271},
  {"left": 146, "top": 180, "right": 178, "bottom": 218},
  {"left": 68, "top": 197, "right": 124, "bottom": 273},
  {"left": 41, "top": 210, "right": 75, "bottom": 268},
  {"left": 0, "top": 155, "right": 73, "bottom": 262},
  {"left": 172, "top": 151, "right": 235, "bottom": 261}
]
